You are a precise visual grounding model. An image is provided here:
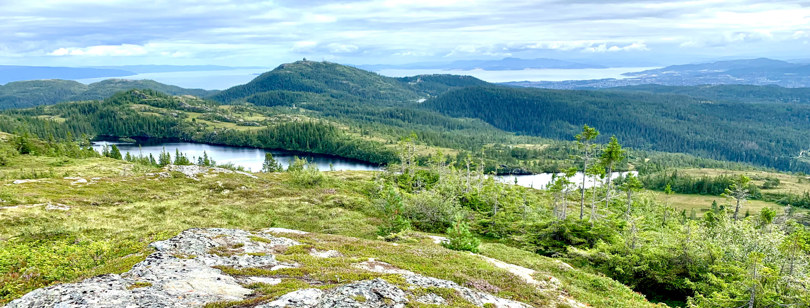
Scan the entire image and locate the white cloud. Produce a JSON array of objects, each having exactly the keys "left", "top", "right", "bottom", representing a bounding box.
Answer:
[
  {"left": 327, "top": 43, "right": 359, "bottom": 53},
  {"left": 1, "top": 0, "right": 809, "bottom": 66},
  {"left": 48, "top": 44, "right": 148, "bottom": 56},
  {"left": 291, "top": 41, "right": 318, "bottom": 52}
]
